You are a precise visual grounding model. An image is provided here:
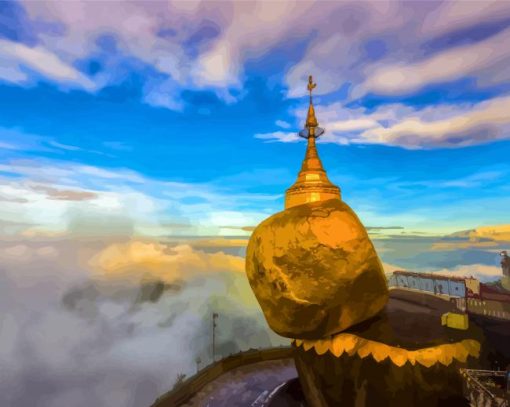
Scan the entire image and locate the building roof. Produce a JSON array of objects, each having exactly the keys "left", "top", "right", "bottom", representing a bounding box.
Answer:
[{"left": 393, "top": 270, "right": 466, "bottom": 282}]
